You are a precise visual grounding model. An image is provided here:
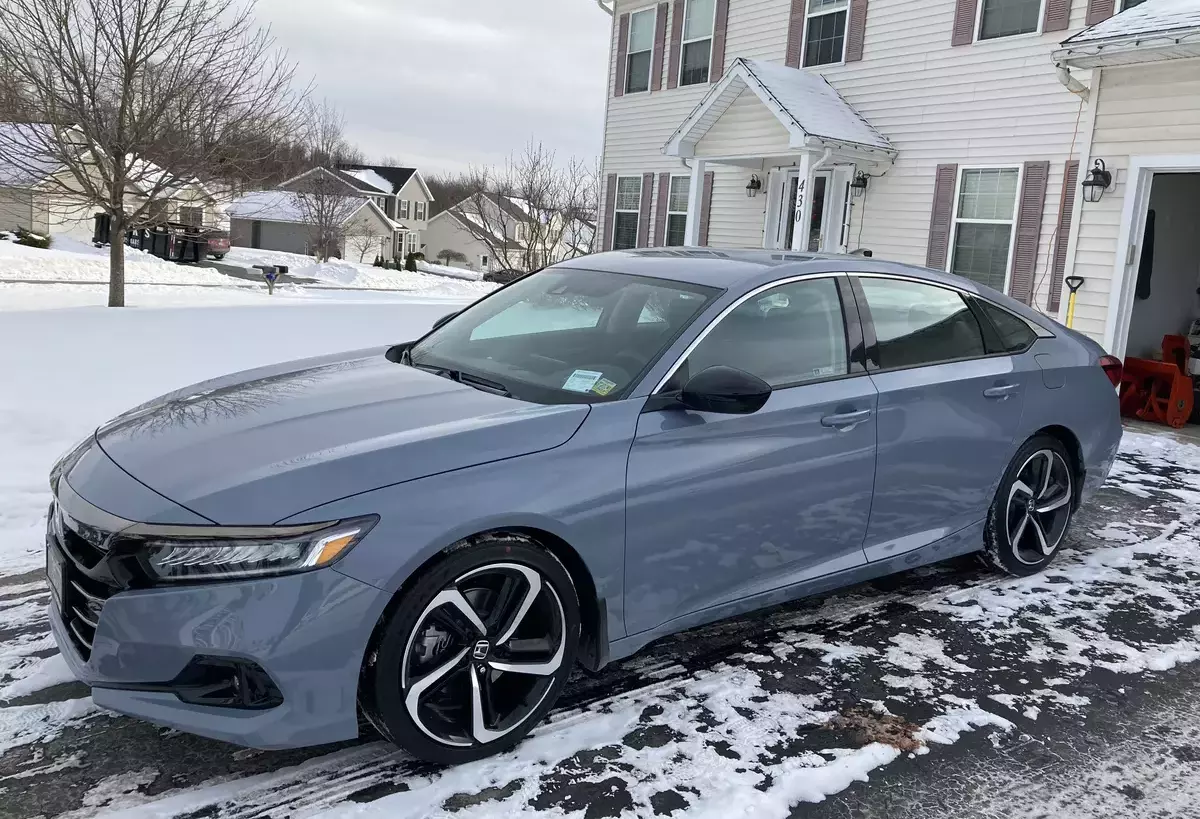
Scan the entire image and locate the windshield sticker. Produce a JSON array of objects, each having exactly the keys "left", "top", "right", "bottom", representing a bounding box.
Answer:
[
  {"left": 592, "top": 377, "right": 618, "bottom": 396},
  {"left": 562, "top": 369, "right": 604, "bottom": 393},
  {"left": 813, "top": 366, "right": 837, "bottom": 377}
]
